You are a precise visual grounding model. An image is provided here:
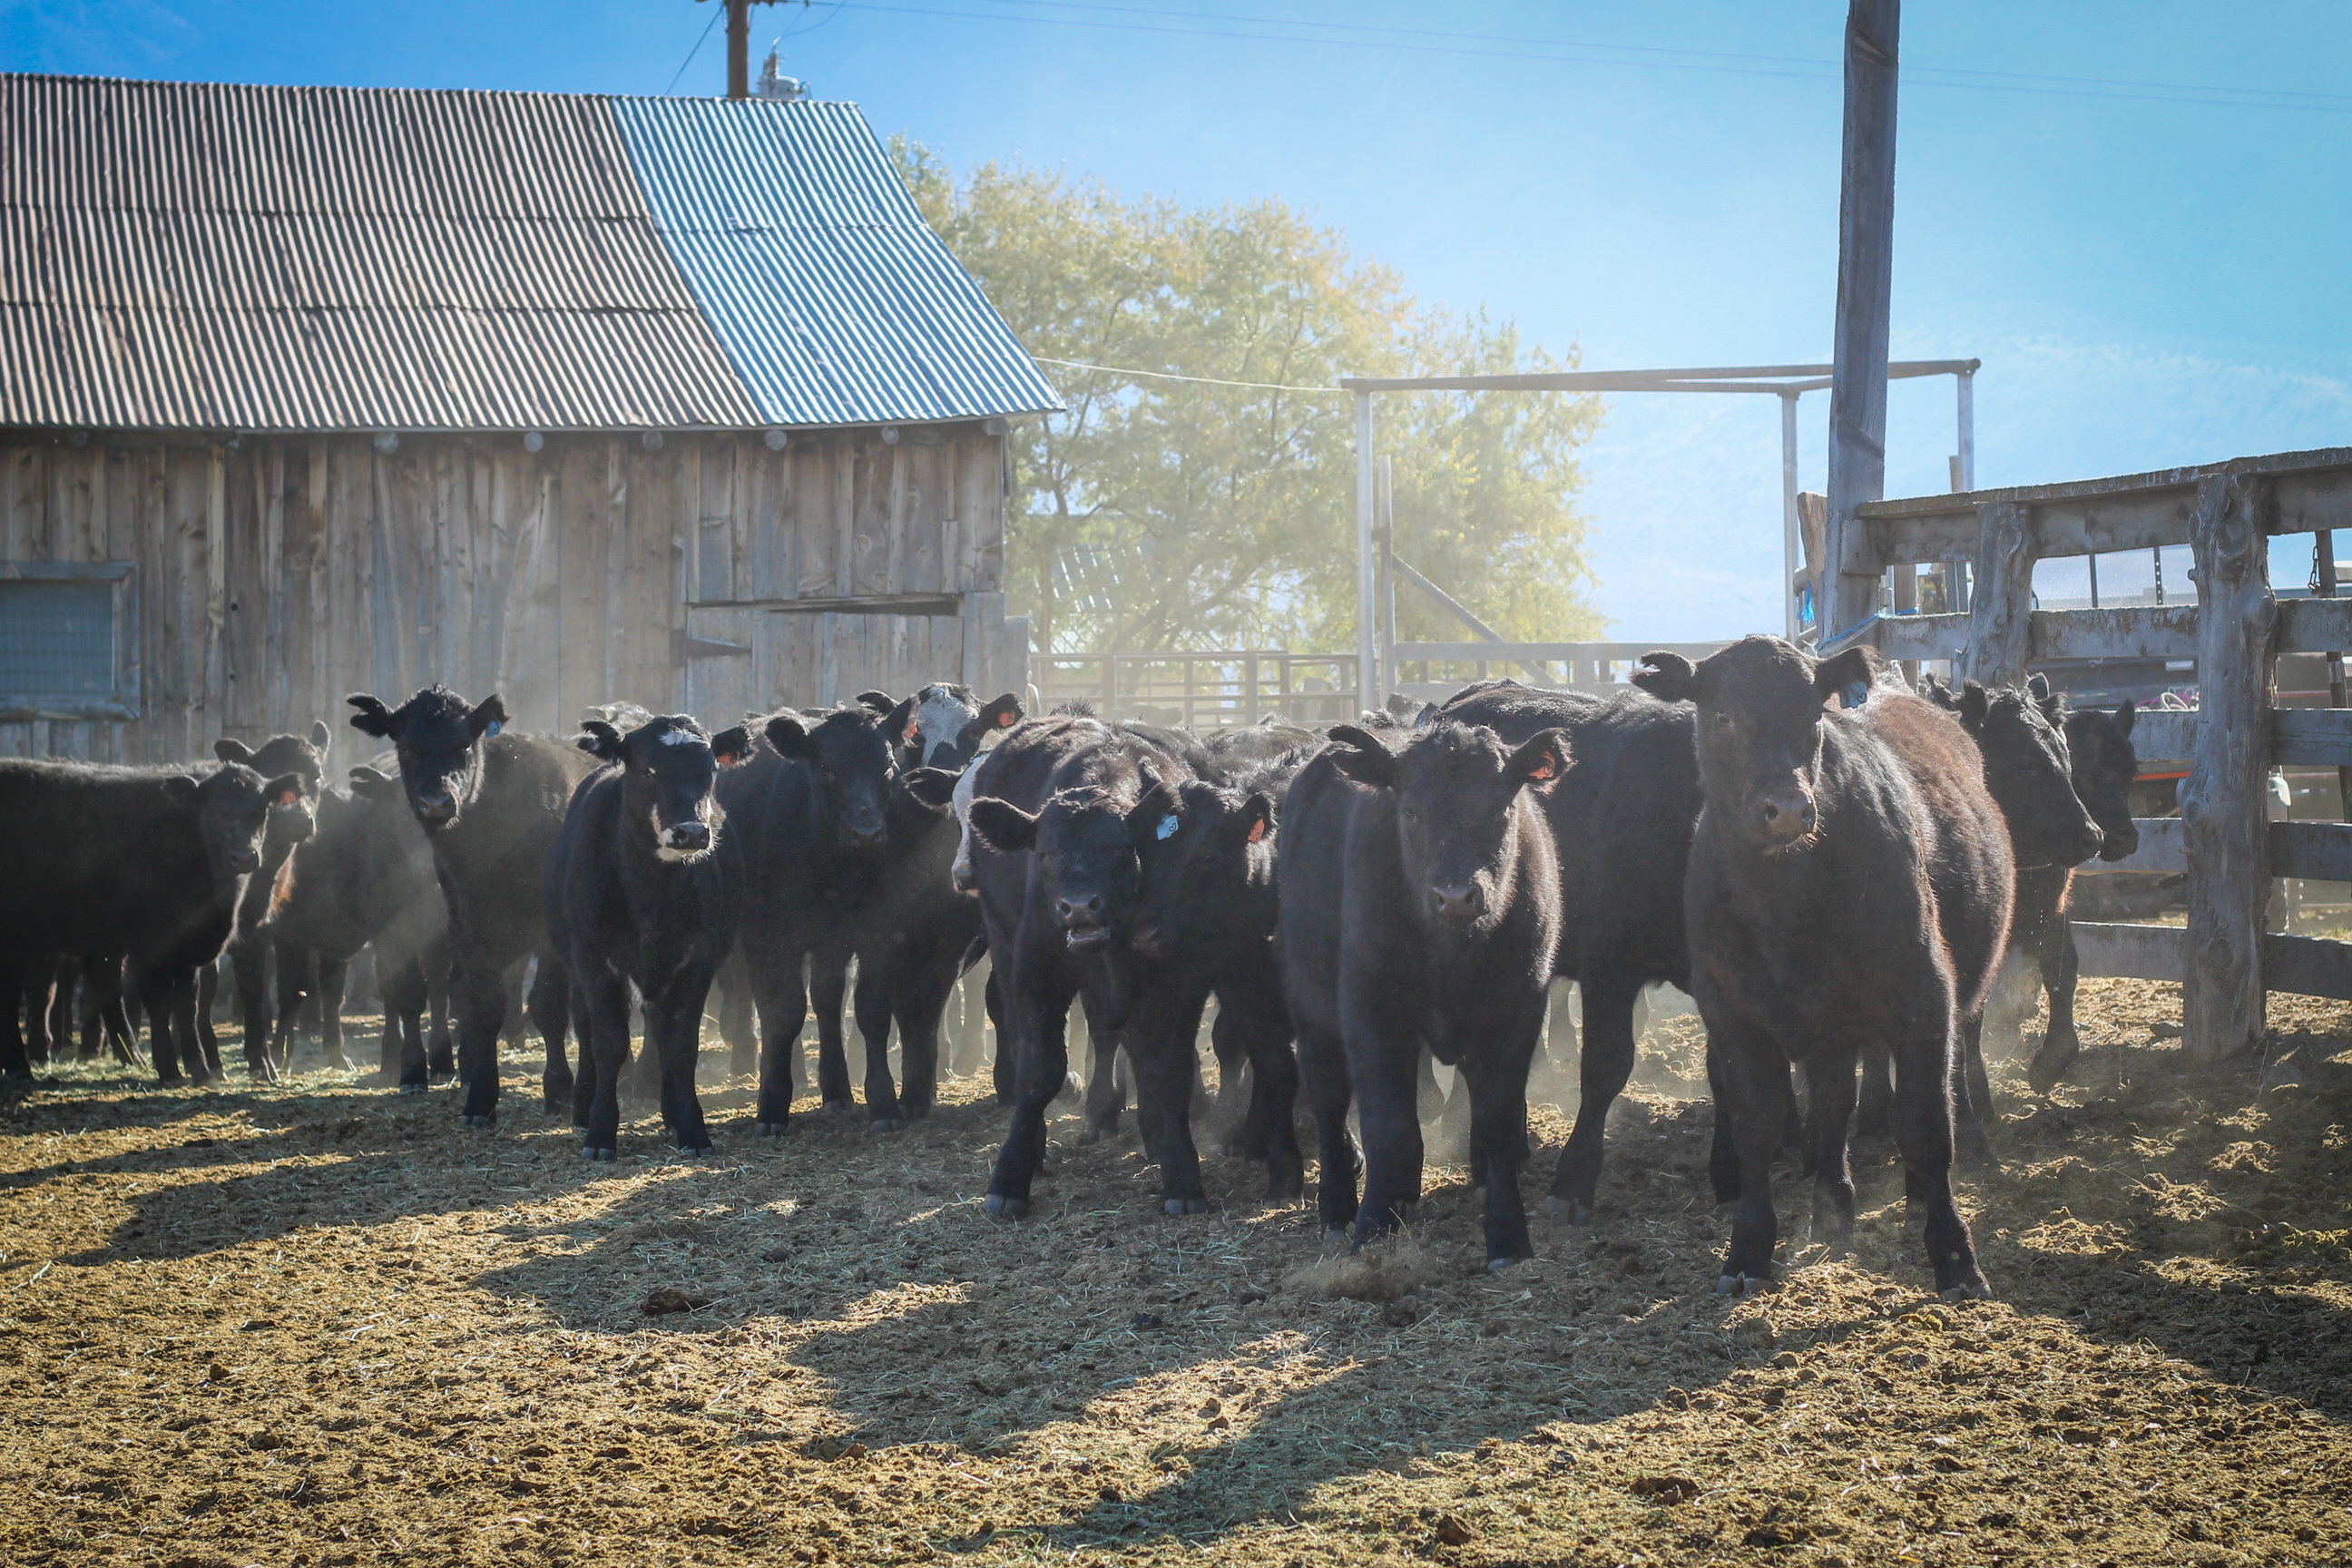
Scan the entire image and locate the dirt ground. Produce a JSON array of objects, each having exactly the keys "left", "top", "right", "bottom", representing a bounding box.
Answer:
[{"left": 5, "top": 979, "right": 2351, "bottom": 1567}]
